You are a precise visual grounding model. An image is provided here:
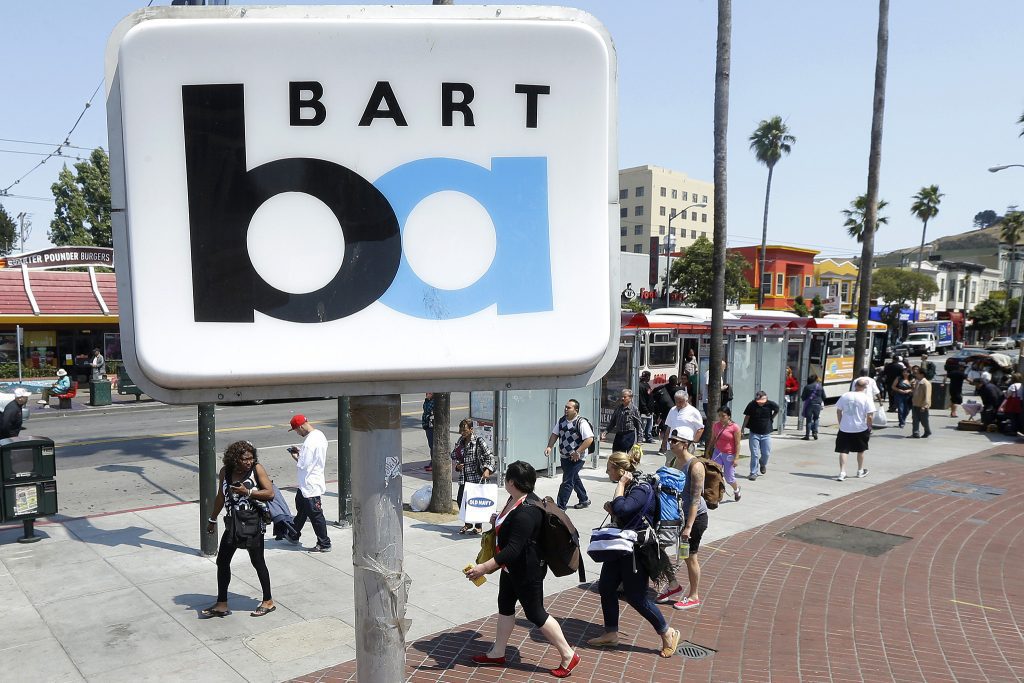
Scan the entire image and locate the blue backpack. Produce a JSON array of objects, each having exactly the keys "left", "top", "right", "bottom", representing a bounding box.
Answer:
[{"left": 655, "top": 466, "right": 686, "bottom": 522}]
